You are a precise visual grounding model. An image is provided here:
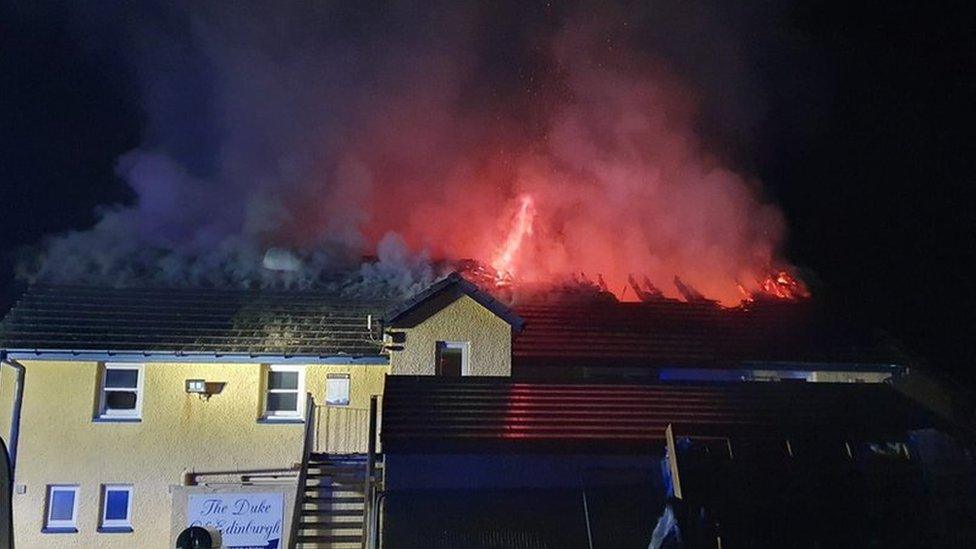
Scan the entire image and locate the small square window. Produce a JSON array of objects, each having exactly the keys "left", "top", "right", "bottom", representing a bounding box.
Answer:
[
  {"left": 326, "top": 374, "right": 350, "bottom": 406},
  {"left": 263, "top": 366, "right": 305, "bottom": 419},
  {"left": 44, "top": 485, "right": 79, "bottom": 532},
  {"left": 436, "top": 341, "right": 469, "bottom": 377},
  {"left": 100, "top": 485, "right": 133, "bottom": 532},
  {"left": 98, "top": 364, "right": 144, "bottom": 420}
]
